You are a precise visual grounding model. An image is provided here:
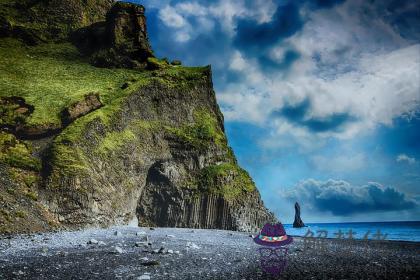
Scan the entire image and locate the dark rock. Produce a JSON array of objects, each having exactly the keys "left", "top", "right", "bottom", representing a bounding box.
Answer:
[
  {"left": 61, "top": 93, "right": 102, "bottom": 126},
  {"left": 73, "top": 1, "right": 154, "bottom": 69},
  {"left": 0, "top": 0, "right": 114, "bottom": 43},
  {"left": 171, "top": 60, "right": 182, "bottom": 66},
  {"left": 141, "top": 260, "right": 160, "bottom": 266},
  {"left": 293, "top": 202, "right": 305, "bottom": 228}
]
